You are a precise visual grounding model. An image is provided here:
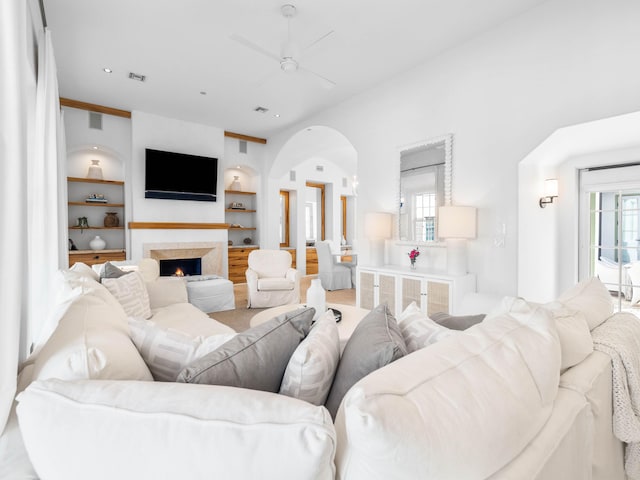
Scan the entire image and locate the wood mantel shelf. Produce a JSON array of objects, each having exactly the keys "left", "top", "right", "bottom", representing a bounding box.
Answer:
[{"left": 128, "top": 222, "right": 230, "bottom": 230}]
